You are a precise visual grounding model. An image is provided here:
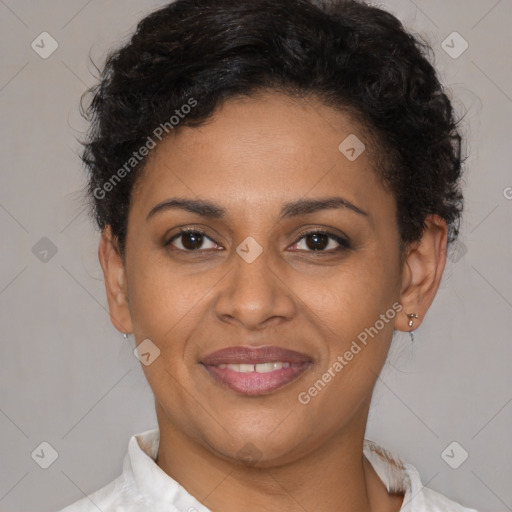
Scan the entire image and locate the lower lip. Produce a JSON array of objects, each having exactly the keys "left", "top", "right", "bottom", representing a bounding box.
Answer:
[{"left": 202, "top": 363, "right": 311, "bottom": 395}]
